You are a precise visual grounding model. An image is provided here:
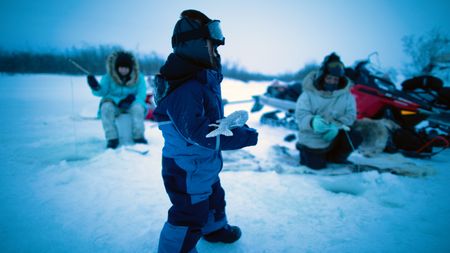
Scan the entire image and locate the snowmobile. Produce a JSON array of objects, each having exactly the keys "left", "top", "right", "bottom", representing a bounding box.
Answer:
[
  {"left": 400, "top": 75, "right": 450, "bottom": 131},
  {"left": 347, "top": 61, "right": 450, "bottom": 157},
  {"left": 250, "top": 80, "right": 301, "bottom": 130},
  {"left": 348, "top": 60, "right": 450, "bottom": 131}
]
